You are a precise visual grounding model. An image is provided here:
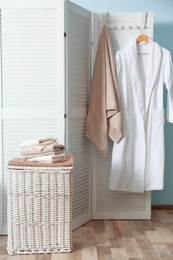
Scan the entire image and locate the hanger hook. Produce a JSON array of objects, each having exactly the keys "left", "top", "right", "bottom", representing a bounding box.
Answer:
[{"left": 137, "top": 26, "right": 144, "bottom": 34}]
